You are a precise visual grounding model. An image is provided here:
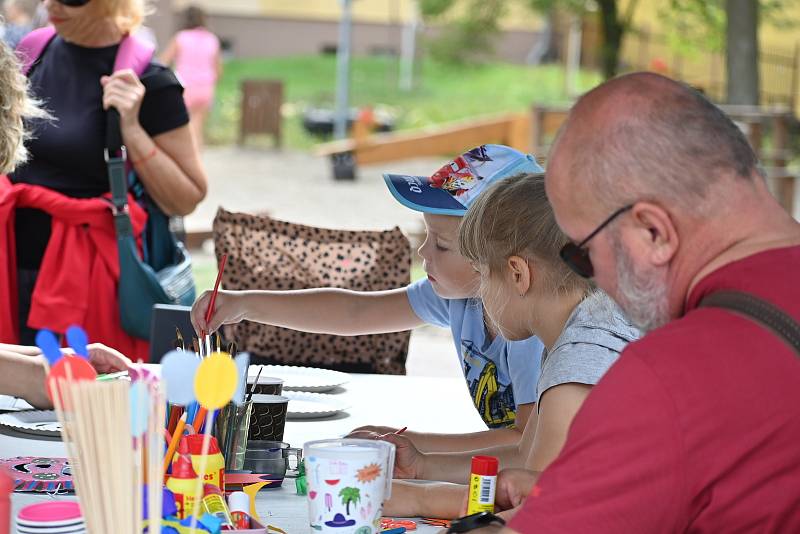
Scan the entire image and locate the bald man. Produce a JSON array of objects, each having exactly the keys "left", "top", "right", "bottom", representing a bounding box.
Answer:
[{"left": 489, "top": 73, "right": 800, "bottom": 532}]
